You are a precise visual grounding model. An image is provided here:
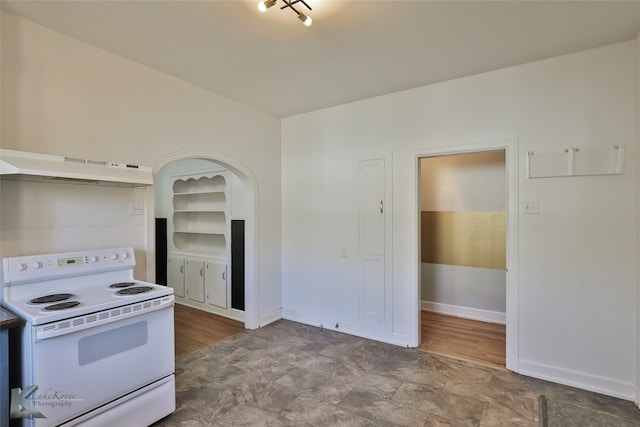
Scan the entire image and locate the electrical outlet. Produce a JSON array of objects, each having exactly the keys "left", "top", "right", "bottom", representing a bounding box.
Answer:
[{"left": 129, "top": 201, "right": 144, "bottom": 215}]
